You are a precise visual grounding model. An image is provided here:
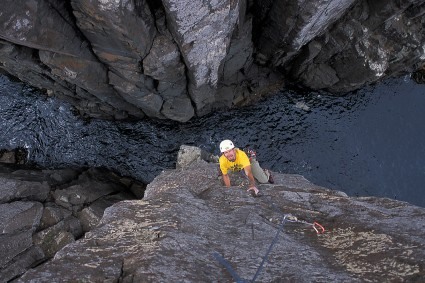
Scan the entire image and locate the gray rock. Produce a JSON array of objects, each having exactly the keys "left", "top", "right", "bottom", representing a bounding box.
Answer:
[
  {"left": 0, "top": 231, "right": 33, "bottom": 268},
  {"left": 161, "top": 96, "right": 195, "bottom": 122},
  {"left": 0, "top": 246, "right": 44, "bottom": 283},
  {"left": 0, "top": 201, "right": 43, "bottom": 234},
  {"left": 52, "top": 179, "right": 122, "bottom": 211},
  {"left": 162, "top": 0, "right": 241, "bottom": 114},
  {"left": 0, "top": 0, "right": 145, "bottom": 119},
  {"left": 176, "top": 144, "right": 219, "bottom": 169},
  {"left": 0, "top": 178, "right": 50, "bottom": 203},
  {"left": 16, "top": 158, "right": 425, "bottom": 282},
  {"left": 63, "top": 215, "right": 83, "bottom": 239},
  {"left": 0, "top": 151, "right": 15, "bottom": 164},
  {"left": 257, "top": 0, "right": 356, "bottom": 65},
  {"left": 39, "top": 205, "right": 71, "bottom": 231},
  {"left": 77, "top": 191, "right": 140, "bottom": 234},
  {"left": 42, "top": 168, "right": 81, "bottom": 186},
  {"left": 77, "top": 195, "right": 128, "bottom": 233},
  {"left": 1, "top": 0, "right": 424, "bottom": 121},
  {"left": 71, "top": 0, "right": 156, "bottom": 71},
  {"left": 129, "top": 182, "right": 146, "bottom": 199},
  {"left": 221, "top": 16, "right": 254, "bottom": 83},
  {"left": 38, "top": 50, "right": 136, "bottom": 114},
  {"left": 287, "top": 0, "right": 425, "bottom": 92},
  {"left": 70, "top": 0, "right": 160, "bottom": 119},
  {"left": 0, "top": 164, "right": 139, "bottom": 280},
  {"left": 143, "top": 35, "right": 186, "bottom": 82},
  {"left": 156, "top": 79, "right": 187, "bottom": 99},
  {"left": 0, "top": 40, "right": 79, "bottom": 103},
  {"left": 33, "top": 224, "right": 76, "bottom": 259},
  {"left": 0, "top": 0, "right": 86, "bottom": 57},
  {"left": 78, "top": 206, "right": 103, "bottom": 233},
  {"left": 301, "top": 63, "right": 340, "bottom": 89}
]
